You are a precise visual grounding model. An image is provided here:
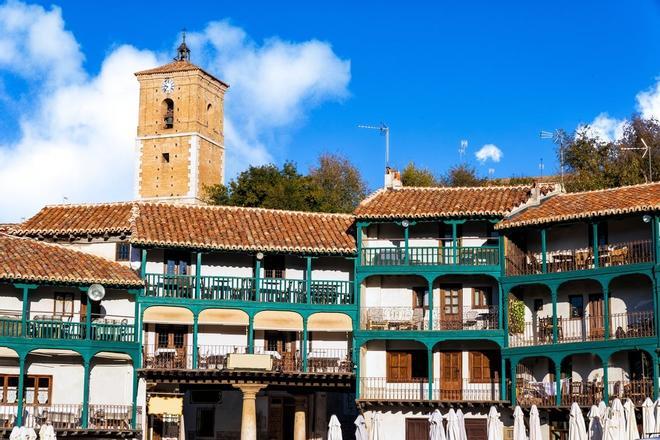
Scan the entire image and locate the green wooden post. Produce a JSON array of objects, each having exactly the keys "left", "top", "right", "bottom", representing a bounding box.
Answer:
[
  {"left": 192, "top": 314, "right": 199, "bottom": 368},
  {"left": 500, "top": 357, "right": 507, "bottom": 401},
  {"left": 140, "top": 248, "right": 147, "bottom": 278},
  {"left": 301, "top": 318, "right": 308, "bottom": 371},
  {"left": 195, "top": 252, "right": 202, "bottom": 299},
  {"left": 592, "top": 223, "right": 599, "bottom": 268},
  {"left": 653, "top": 353, "right": 660, "bottom": 400},
  {"left": 85, "top": 292, "right": 92, "bottom": 340},
  {"left": 603, "top": 285, "right": 610, "bottom": 340},
  {"left": 247, "top": 314, "right": 254, "bottom": 353},
  {"left": 427, "top": 347, "right": 433, "bottom": 400},
  {"left": 503, "top": 286, "right": 509, "bottom": 346},
  {"left": 255, "top": 257, "right": 262, "bottom": 302},
  {"left": 356, "top": 222, "right": 364, "bottom": 266},
  {"left": 510, "top": 360, "right": 517, "bottom": 406},
  {"left": 498, "top": 284, "right": 504, "bottom": 330},
  {"left": 427, "top": 279, "right": 434, "bottom": 331},
  {"left": 134, "top": 300, "right": 140, "bottom": 345},
  {"left": 551, "top": 285, "right": 558, "bottom": 344},
  {"left": 603, "top": 356, "right": 610, "bottom": 404},
  {"left": 131, "top": 359, "right": 139, "bottom": 429},
  {"left": 499, "top": 234, "right": 505, "bottom": 275},
  {"left": 16, "top": 356, "right": 25, "bottom": 426},
  {"left": 81, "top": 358, "right": 91, "bottom": 428},
  {"left": 654, "top": 215, "right": 660, "bottom": 263},
  {"left": 555, "top": 361, "right": 562, "bottom": 406},
  {"left": 403, "top": 223, "right": 410, "bottom": 265},
  {"left": 541, "top": 228, "right": 548, "bottom": 273},
  {"left": 305, "top": 257, "right": 312, "bottom": 304},
  {"left": 20, "top": 285, "right": 30, "bottom": 336},
  {"left": 355, "top": 344, "right": 361, "bottom": 397},
  {"left": 452, "top": 222, "right": 458, "bottom": 264}
]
